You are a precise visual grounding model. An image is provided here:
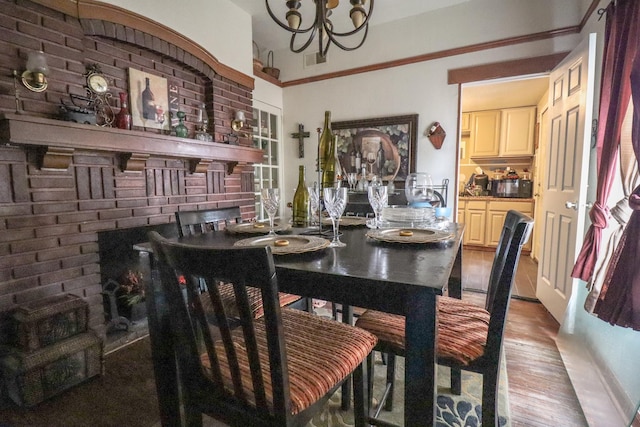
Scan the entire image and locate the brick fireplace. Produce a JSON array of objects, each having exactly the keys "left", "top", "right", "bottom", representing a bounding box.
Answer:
[{"left": 0, "top": 0, "right": 261, "bottom": 346}]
